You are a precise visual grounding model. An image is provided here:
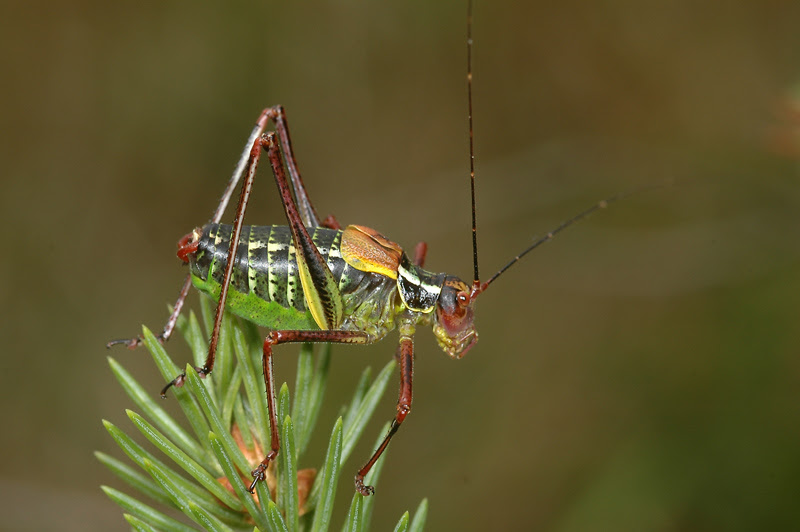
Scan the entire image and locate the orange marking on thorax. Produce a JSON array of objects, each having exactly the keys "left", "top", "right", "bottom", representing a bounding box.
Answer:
[{"left": 340, "top": 225, "right": 403, "bottom": 279}]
